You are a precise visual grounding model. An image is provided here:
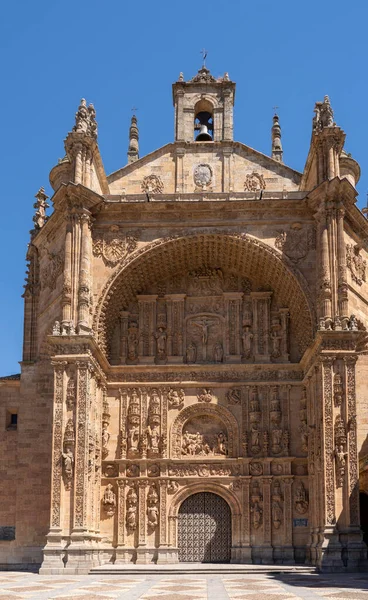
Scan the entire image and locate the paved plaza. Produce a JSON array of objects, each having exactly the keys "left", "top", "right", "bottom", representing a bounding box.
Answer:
[{"left": 0, "top": 571, "right": 368, "bottom": 600}]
